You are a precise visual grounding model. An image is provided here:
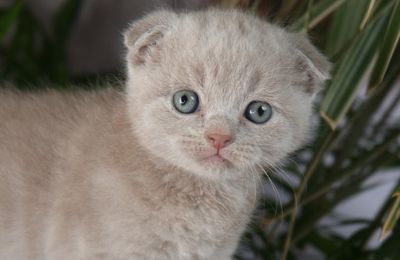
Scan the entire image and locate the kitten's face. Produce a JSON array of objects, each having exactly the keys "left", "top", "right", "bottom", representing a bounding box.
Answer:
[{"left": 125, "top": 10, "right": 330, "bottom": 179}]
